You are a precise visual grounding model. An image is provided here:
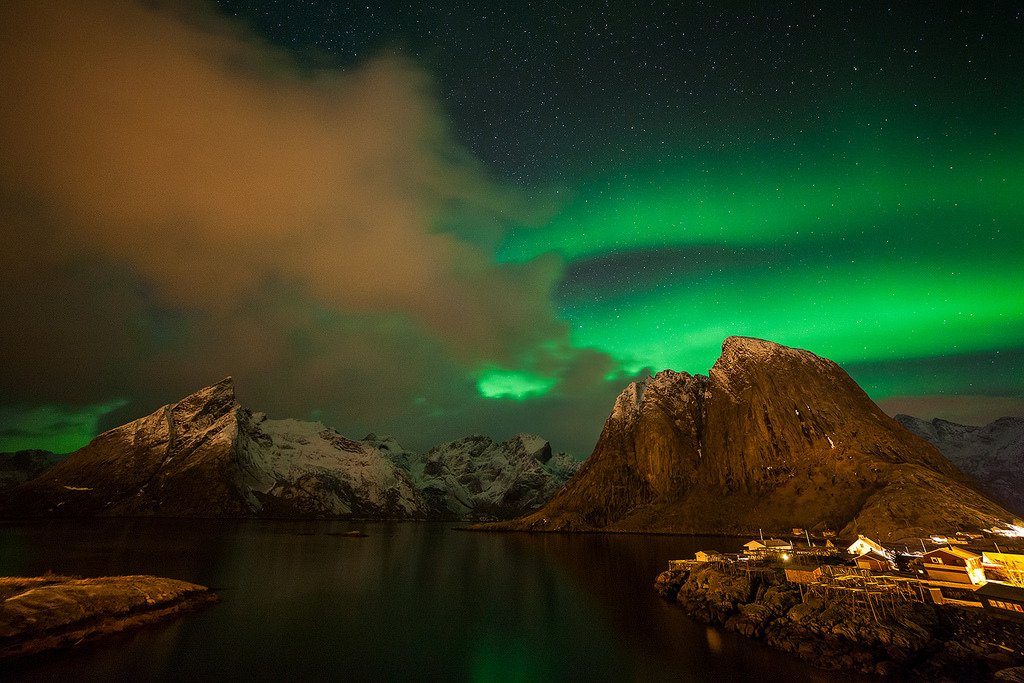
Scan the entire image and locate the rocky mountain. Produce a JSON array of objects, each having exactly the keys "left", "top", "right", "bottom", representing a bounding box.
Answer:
[
  {"left": 895, "top": 414, "right": 1024, "bottom": 516},
  {"left": 2, "top": 379, "right": 575, "bottom": 520},
  {"left": 0, "top": 450, "right": 63, "bottom": 494},
  {"left": 483, "top": 337, "right": 1014, "bottom": 542},
  {"left": 389, "top": 433, "right": 579, "bottom": 520}
]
